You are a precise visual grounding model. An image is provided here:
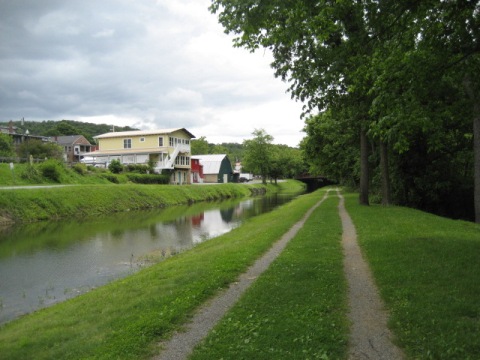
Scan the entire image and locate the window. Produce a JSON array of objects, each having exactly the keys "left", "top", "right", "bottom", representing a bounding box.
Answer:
[
  {"left": 124, "top": 138, "right": 132, "bottom": 149},
  {"left": 159, "top": 137, "right": 164, "bottom": 147},
  {"left": 169, "top": 137, "right": 174, "bottom": 147},
  {"left": 140, "top": 137, "right": 145, "bottom": 142}
]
